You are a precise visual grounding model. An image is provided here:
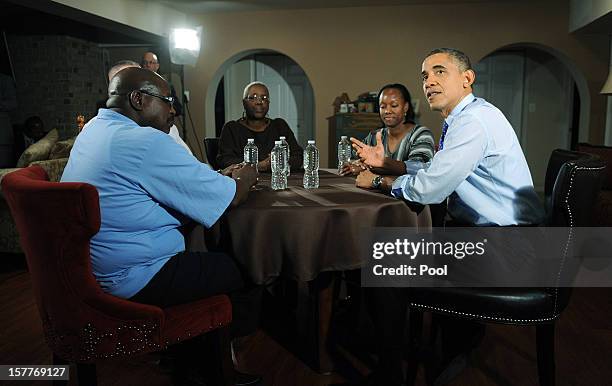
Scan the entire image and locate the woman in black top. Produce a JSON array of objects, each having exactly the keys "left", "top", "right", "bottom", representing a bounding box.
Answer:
[{"left": 217, "top": 81, "right": 303, "bottom": 171}]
